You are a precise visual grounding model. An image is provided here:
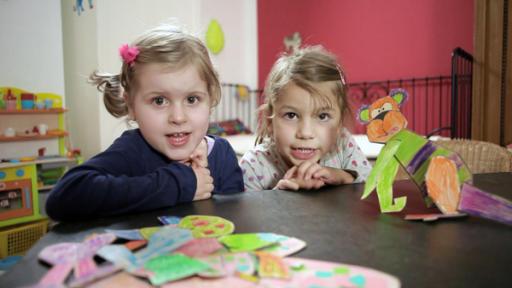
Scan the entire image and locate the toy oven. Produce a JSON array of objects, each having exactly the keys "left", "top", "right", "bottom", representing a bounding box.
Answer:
[{"left": 0, "top": 179, "right": 34, "bottom": 221}]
